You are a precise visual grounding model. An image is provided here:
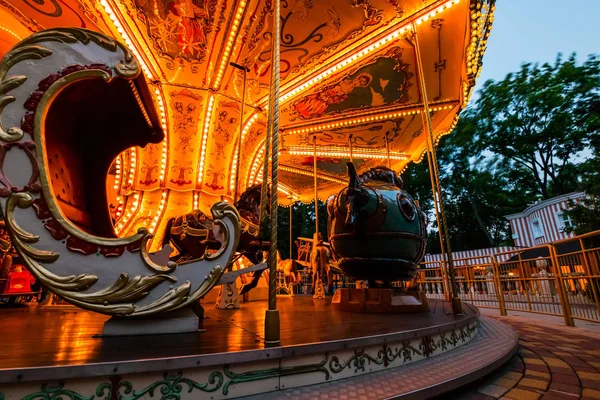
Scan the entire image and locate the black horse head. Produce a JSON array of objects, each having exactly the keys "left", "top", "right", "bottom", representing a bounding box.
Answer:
[{"left": 235, "top": 184, "right": 269, "bottom": 224}]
